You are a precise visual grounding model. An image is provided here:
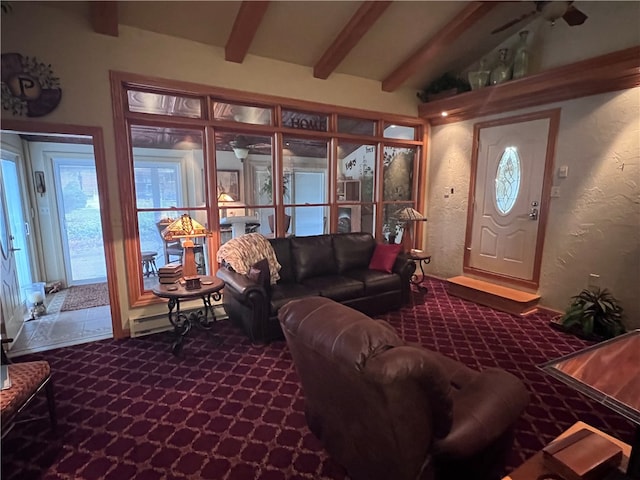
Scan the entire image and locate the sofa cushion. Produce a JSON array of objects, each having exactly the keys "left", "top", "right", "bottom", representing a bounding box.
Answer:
[
  {"left": 301, "top": 275, "right": 365, "bottom": 302},
  {"left": 369, "top": 243, "right": 402, "bottom": 273},
  {"left": 344, "top": 269, "right": 401, "bottom": 296},
  {"left": 270, "top": 283, "right": 320, "bottom": 313},
  {"left": 269, "top": 237, "right": 295, "bottom": 283},
  {"left": 333, "top": 233, "right": 376, "bottom": 273},
  {"left": 291, "top": 235, "right": 338, "bottom": 282}
]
